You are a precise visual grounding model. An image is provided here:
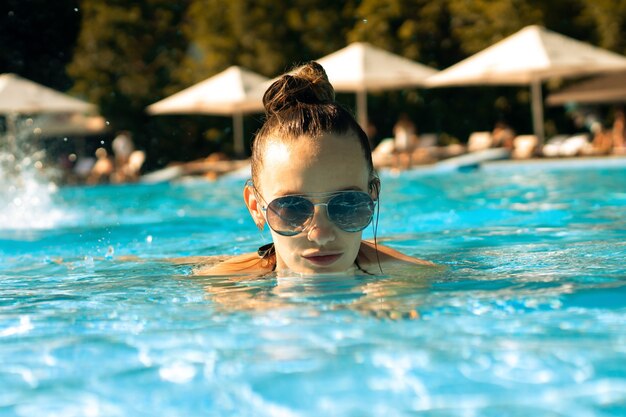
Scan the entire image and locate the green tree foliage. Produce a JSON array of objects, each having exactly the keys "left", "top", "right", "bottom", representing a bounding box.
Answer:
[
  {"left": 68, "top": 0, "right": 188, "bottom": 112},
  {"left": 447, "top": 0, "right": 544, "bottom": 54},
  {"left": 178, "top": 0, "right": 290, "bottom": 80},
  {"left": 347, "top": 0, "right": 461, "bottom": 67},
  {"left": 61, "top": 0, "right": 626, "bottom": 165},
  {"left": 579, "top": 0, "right": 626, "bottom": 54},
  {"left": 67, "top": 0, "right": 192, "bottom": 166},
  {"left": 179, "top": 0, "right": 358, "bottom": 82},
  {"left": 284, "top": 0, "right": 359, "bottom": 60}
]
